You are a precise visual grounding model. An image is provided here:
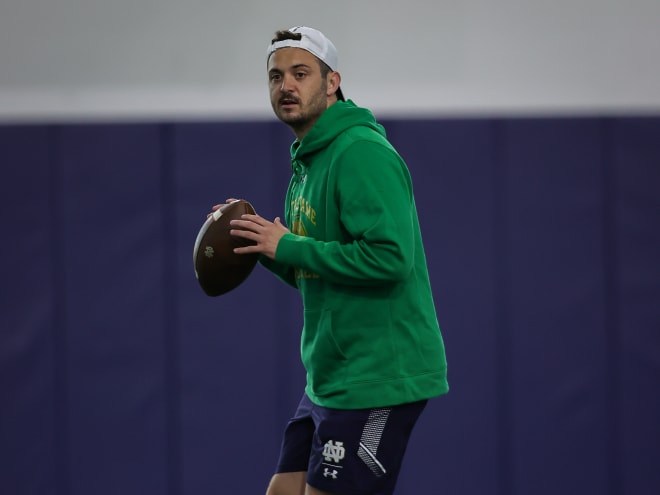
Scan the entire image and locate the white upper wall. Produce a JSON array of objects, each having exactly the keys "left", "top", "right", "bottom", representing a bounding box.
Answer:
[{"left": 1, "top": 0, "right": 659, "bottom": 121}]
